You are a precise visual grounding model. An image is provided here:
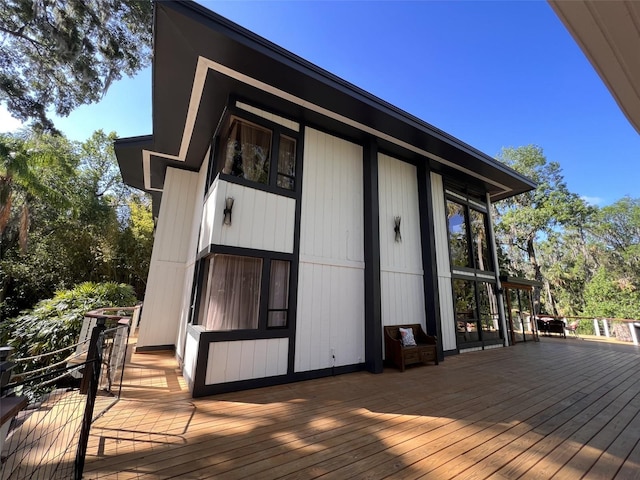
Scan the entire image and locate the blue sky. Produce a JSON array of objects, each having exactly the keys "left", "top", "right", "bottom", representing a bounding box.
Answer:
[{"left": 1, "top": 1, "right": 638, "bottom": 206}]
